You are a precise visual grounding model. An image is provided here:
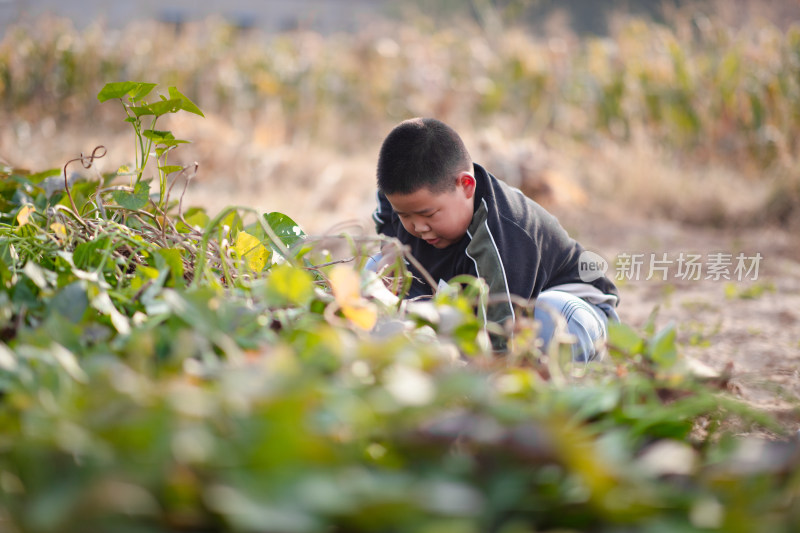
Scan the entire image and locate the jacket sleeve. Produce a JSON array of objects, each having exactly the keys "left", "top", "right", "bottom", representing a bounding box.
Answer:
[{"left": 466, "top": 198, "right": 589, "bottom": 323}]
